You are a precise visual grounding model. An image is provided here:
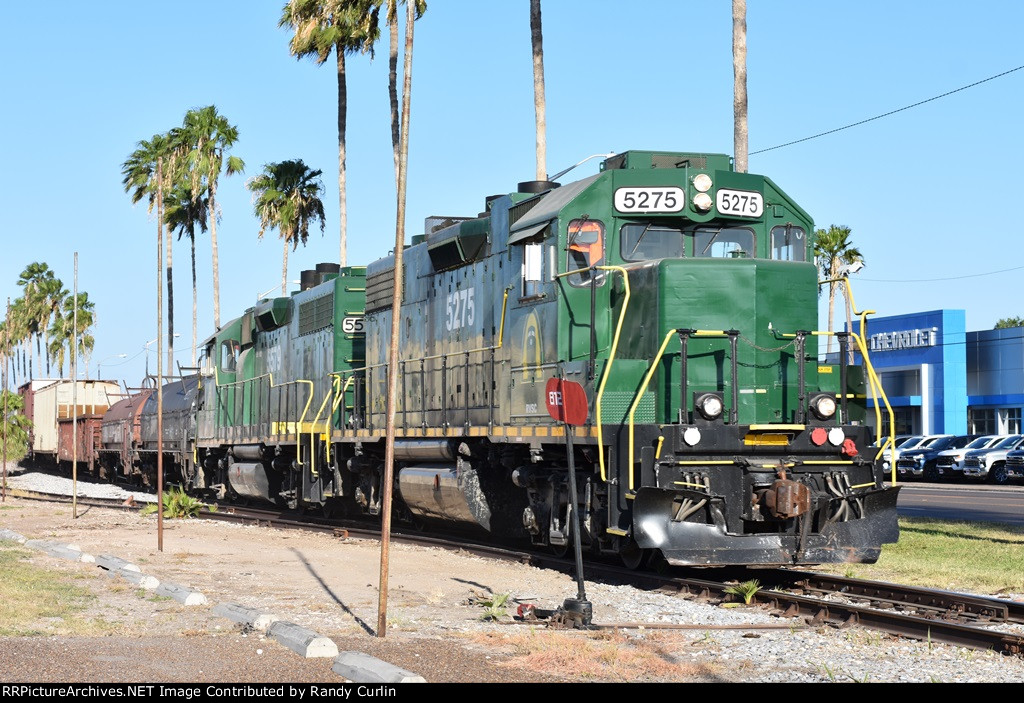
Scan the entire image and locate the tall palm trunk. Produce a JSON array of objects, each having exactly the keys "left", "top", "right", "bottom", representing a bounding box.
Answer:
[
  {"left": 210, "top": 183, "right": 221, "bottom": 329},
  {"left": 732, "top": 0, "right": 748, "bottom": 173},
  {"left": 282, "top": 240, "right": 290, "bottom": 295},
  {"left": 389, "top": 1, "right": 400, "bottom": 189},
  {"left": 530, "top": 0, "right": 546, "bottom": 181},
  {"left": 191, "top": 237, "right": 198, "bottom": 367},
  {"left": 337, "top": 48, "right": 348, "bottom": 267},
  {"left": 166, "top": 213, "right": 174, "bottom": 374}
]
